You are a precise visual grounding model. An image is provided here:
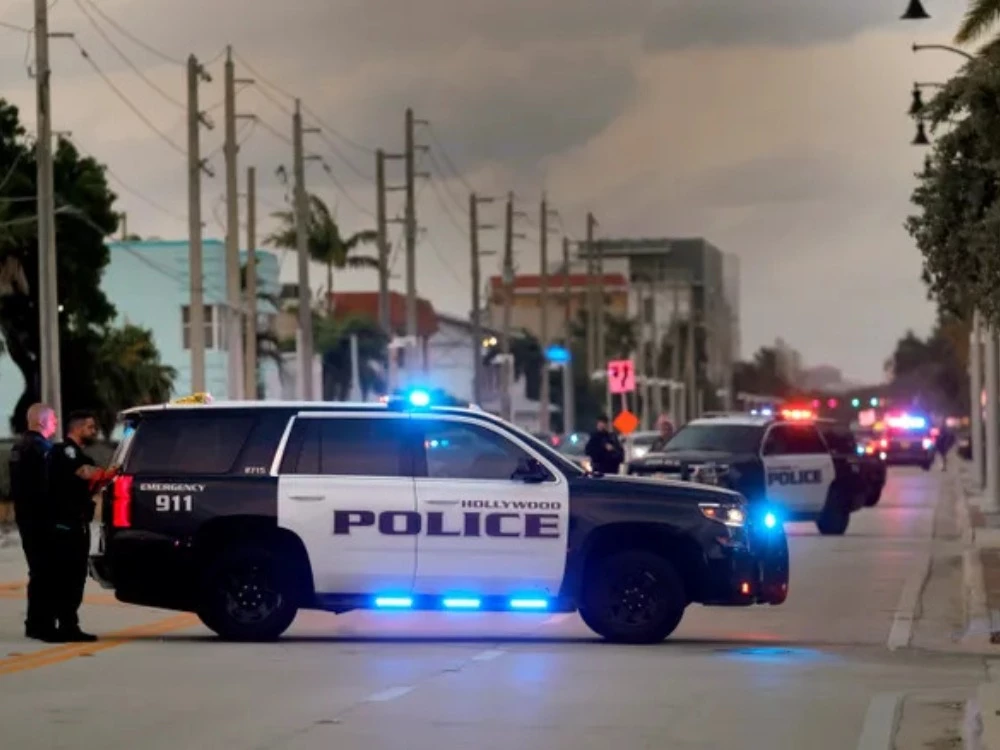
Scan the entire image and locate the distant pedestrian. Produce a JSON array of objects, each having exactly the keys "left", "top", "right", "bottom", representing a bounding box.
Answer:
[
  {"left": 585, "top": 414, "right": 625, "bottom": 475},
  {"left": 935, "top": 423, "right": 956, "bottom": 472},
  {"left": 649, "top": 414, "right": 676, "bottom": 454},
  {"left": 9, "top": 403, "right": 58, "bottom": 640},
  {"left": 46, "top": 410, "right": 106, "bottom": 642}
]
